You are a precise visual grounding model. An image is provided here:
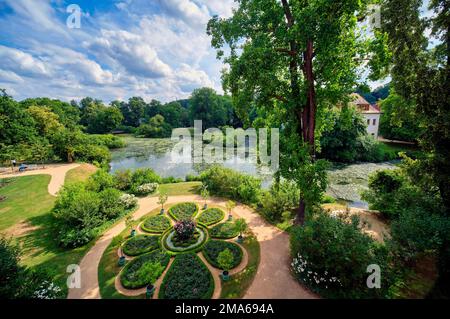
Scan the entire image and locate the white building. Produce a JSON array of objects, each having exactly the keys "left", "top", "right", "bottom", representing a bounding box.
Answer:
[{"left": 351, "top": 93, "right": 382, "bottom": 139}]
